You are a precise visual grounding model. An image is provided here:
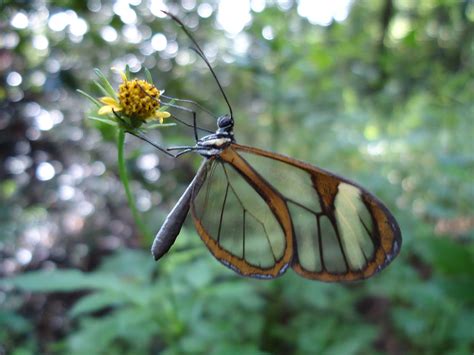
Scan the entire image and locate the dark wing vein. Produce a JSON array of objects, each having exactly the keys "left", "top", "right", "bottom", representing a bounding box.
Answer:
[
  {"left": 242, "top": 210, "right": 246, "bottom": 259},
  {"left": 359, "top": 216, "right": 385, "bottom": 259},
  {"left": 221, "top": 163, "right": 277, "bottom": 262},
  {"left": 217, "top": 182, "right": 229, "bottom": 243},
  {"left": 200, "top": 161, "right": 218, "bottom": 221},
  {"left": 316, "top": 214, "right": 326, "bottom": 271},
  {"left": 328, "top": 216, "right": 351, "bottom": 271},
  {"left": 261, "top": 223, "right": 278, "bottom": 262},
  {"left": 286, "top": 197, "right": 322, "bottom": 216}
]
